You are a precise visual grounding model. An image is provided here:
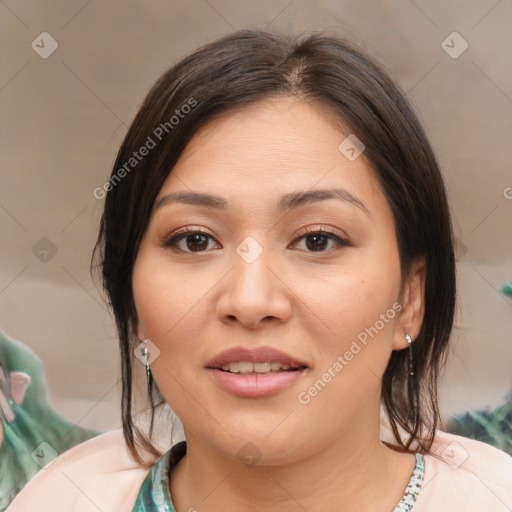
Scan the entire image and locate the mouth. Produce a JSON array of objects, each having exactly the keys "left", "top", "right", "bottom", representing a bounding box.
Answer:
[
  {"left": 213, "top": 361, "right": 308, "bottom": 375},
  {"left": 205, "top": 346, "right": 309, "bottom": 397}
]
